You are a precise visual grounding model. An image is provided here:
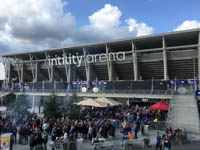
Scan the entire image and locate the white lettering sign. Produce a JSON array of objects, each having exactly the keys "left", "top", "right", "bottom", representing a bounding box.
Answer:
[{"left": 47, "top": 52, "right": 126, "bottom": 67}]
